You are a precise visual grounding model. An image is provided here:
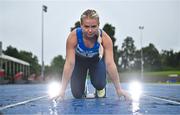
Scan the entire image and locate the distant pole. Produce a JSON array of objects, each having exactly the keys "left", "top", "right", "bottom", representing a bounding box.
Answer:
[
  {"left": 41, "top": 5, "right": 47, "bottom": 80},
  {"left": 139, "top": 26, "right": 144, "bottom": 81}
]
